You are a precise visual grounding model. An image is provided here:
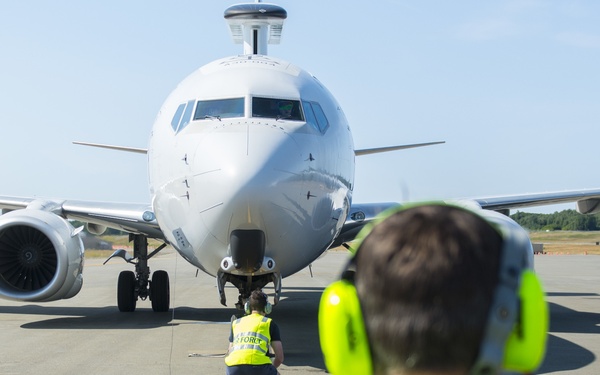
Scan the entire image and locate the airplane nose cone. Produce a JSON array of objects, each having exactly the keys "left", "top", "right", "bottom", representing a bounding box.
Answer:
[
  {"left": 194, "top": 122, "right": 301, "bottom": 187},
  {"left": 191, "top": 122, "right": 304, "bottom": 238}
]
